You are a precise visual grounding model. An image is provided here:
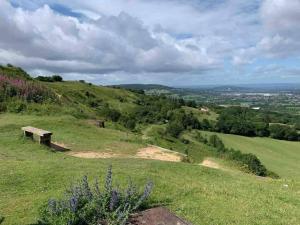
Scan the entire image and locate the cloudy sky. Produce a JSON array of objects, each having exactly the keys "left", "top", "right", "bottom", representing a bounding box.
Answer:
[{"left": 1, "top": 0, "right": 300, "bottom": 85}]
